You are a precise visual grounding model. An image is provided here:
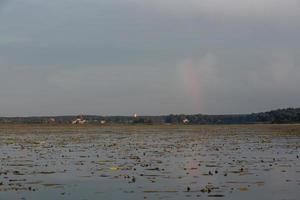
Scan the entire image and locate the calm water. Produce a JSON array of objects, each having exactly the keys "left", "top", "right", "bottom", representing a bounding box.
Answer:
[{"left": 0, "top": 125, "right": 299, "bottom": 200}]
